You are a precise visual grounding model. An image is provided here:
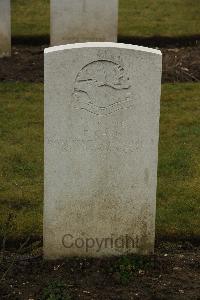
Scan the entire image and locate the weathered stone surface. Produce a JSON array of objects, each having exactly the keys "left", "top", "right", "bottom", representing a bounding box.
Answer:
[
  {"left": 44, "top": 42, "right": 162, "bottom": 259},
  {"left": 50, "top": 0, "right": 118, "bottom": 45},
  {"left": 0, "top": 0, "right": 11, "bottom": 57}
]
